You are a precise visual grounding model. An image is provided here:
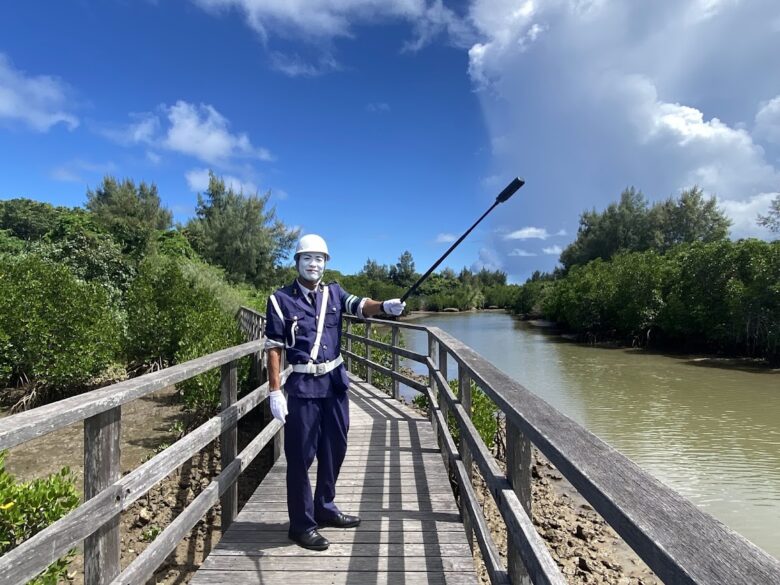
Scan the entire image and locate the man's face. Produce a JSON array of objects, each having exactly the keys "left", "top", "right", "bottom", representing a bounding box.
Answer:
[{"left": 297, "top": 253, "right": 326, "bottom": 283}]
